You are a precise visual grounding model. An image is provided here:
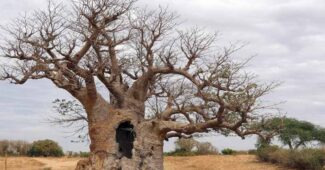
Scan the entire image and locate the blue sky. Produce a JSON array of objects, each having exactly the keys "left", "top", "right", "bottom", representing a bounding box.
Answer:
[{"left": 0, "top": 0, "right": 325, "bottom": 152}]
